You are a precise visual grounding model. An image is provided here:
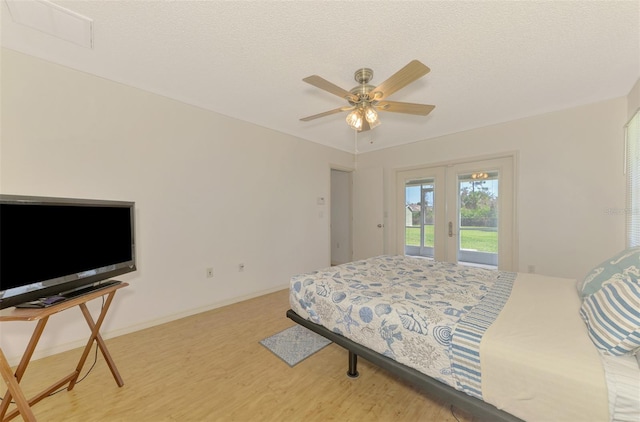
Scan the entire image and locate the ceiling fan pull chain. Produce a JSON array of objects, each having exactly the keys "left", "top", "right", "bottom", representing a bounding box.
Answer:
[{"left": 354, "top": 128, "right": 359, "bottom": 155}]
